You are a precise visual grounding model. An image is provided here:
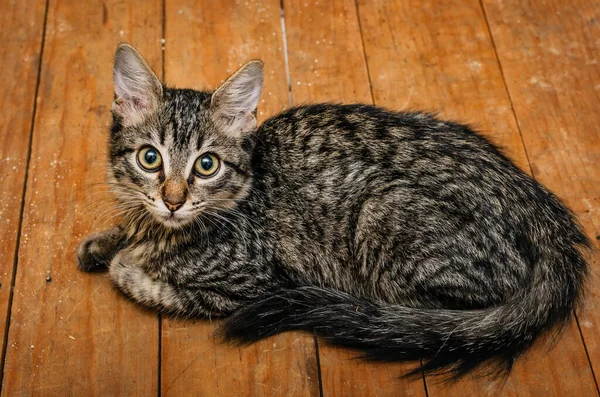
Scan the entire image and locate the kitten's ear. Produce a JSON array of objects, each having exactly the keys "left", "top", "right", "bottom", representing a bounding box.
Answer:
[
  {"left": 112, "top": 44, "right": 163, "bottom": 126},
  {"left": 210, "top": 60, "right": 264, "bottom": 136}
]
